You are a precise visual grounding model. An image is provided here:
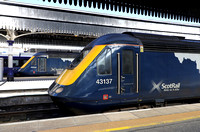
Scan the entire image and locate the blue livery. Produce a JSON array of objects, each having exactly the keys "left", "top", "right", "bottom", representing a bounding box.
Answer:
[
  {"left": 18, "top": 51, "right": 78, "bottom": 76},
  {"left": 0, "top": 54, "right": 31, "bottom": 75},
  {"left": 49, "top": 32, "right": 200, "bottom": 113}
]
